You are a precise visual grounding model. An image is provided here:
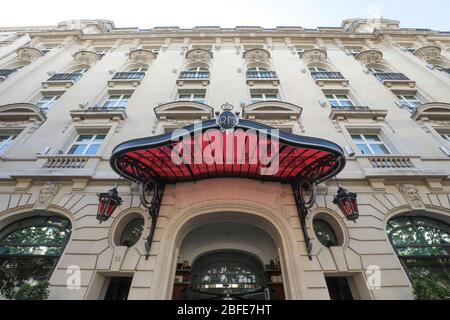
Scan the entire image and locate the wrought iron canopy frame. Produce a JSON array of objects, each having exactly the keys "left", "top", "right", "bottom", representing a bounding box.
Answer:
[{"left": 110, "top": 119, "right": 346, "bottom": 259}]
